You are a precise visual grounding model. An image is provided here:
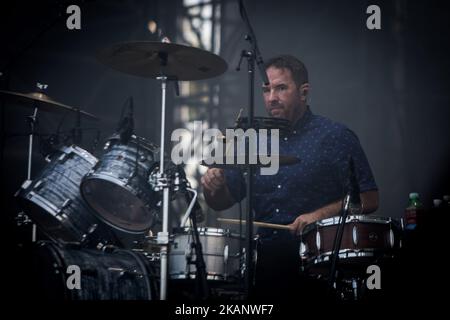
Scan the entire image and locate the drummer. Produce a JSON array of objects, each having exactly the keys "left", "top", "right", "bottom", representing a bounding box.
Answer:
[{"left": 201, "top": 55, "right": 379, "bottom": 299}]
